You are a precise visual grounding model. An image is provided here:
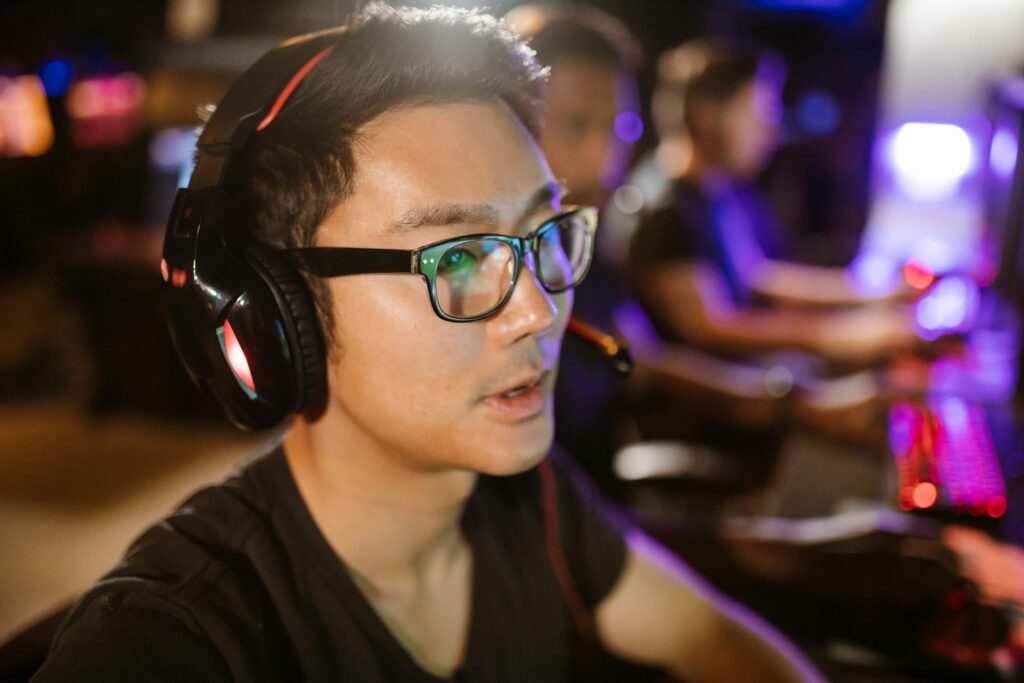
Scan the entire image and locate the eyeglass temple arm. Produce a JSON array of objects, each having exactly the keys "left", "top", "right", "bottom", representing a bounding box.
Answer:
[{"left": 284, "top": 247, "right": 415, "bottom": 277}]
